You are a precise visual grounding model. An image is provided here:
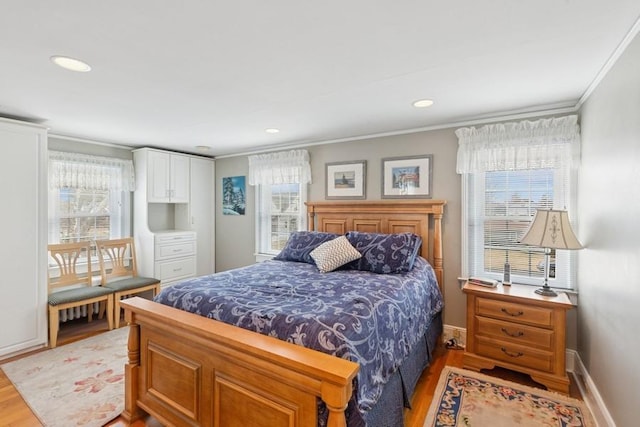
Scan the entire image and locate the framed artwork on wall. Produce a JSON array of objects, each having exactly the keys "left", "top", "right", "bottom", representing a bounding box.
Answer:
[
  {"left": 325, "top": 160, "right": 366, "bottom": 199},
  {"left": 381, "top": 155, "right": 433, "bottom": 199},
  {"left": 222, "top": 176, "right": 246, "bottom": 215}
]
